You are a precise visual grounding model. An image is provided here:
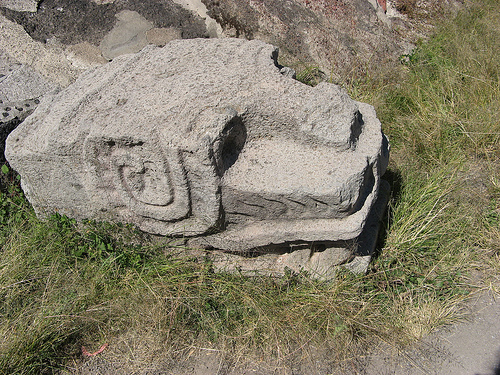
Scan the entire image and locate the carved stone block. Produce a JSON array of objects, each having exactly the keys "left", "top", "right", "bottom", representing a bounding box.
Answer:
[{"left": 5, "top": 38, "right": 389, "bottom": 278}]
